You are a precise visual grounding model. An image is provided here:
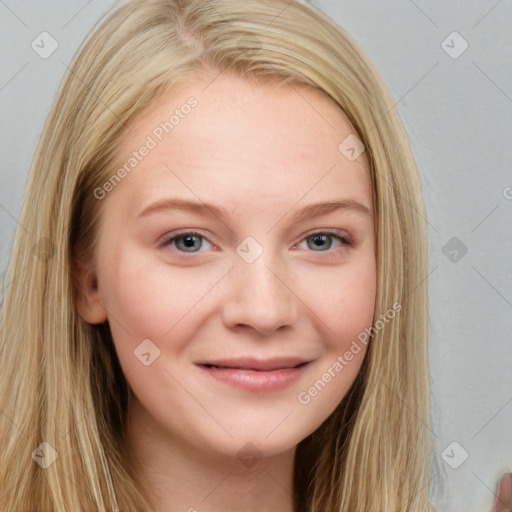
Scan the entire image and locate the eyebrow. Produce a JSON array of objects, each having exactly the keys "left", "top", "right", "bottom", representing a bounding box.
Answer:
[{"left": 136, "top": 197, "right": 372, "bottom": 225}]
